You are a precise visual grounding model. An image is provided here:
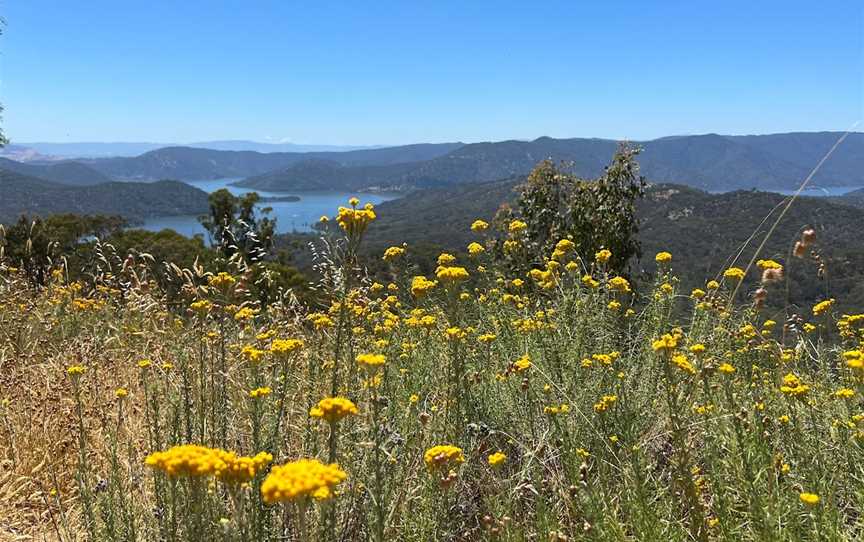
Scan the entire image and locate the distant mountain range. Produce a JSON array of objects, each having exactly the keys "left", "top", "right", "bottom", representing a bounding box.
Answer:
[
  {"left": 2, "top": 132, "right": 861, "bottom": 195},
  {"left": 80, "top": 143, "right": 464, "bottom": 181},
  {"left": 0, "top": 169, "right": 209, "bottom": 224},
  {"left": 5, "top": 140, "right": 383, "bottom": 159},
  {"left": 238, "top": 132, "right": 864, "bottom": 193}
]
